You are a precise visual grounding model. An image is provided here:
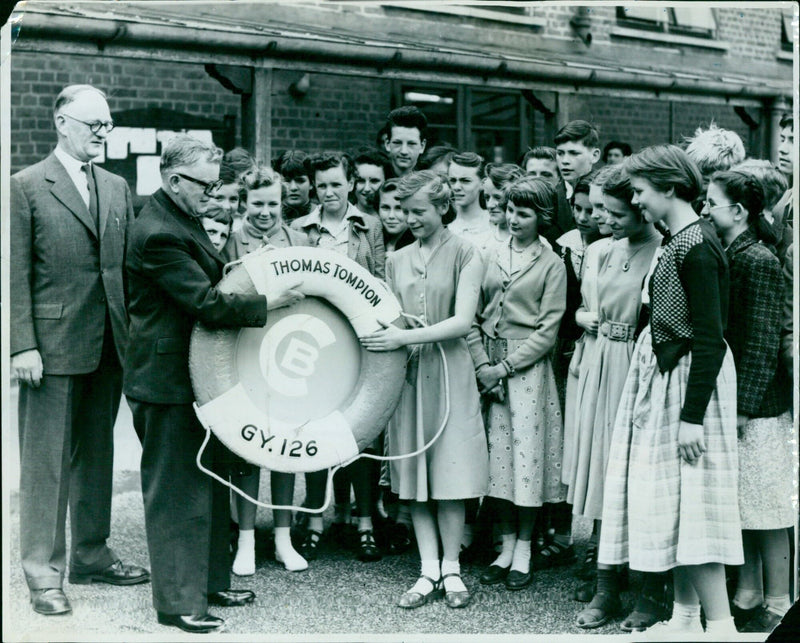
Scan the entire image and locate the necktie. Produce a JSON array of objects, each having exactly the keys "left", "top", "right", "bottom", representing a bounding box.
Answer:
[{"left": 81, "top": 163, "right": 99, "bottom": 227}]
